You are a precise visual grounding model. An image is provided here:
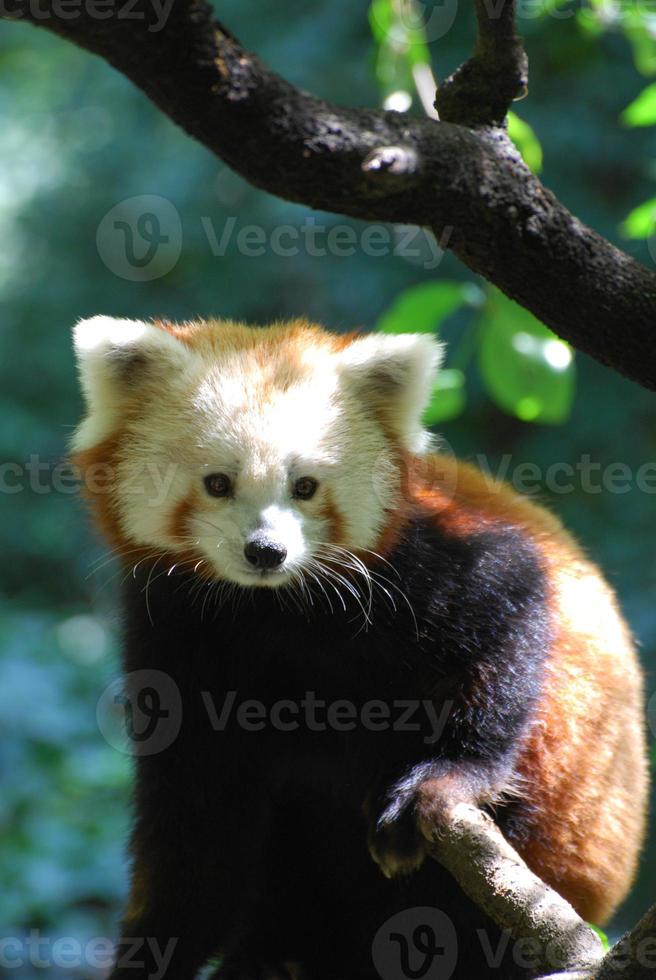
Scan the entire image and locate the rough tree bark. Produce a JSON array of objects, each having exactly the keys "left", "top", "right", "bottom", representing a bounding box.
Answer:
[
  {"left": 430, "top": 804, "right": 656, "bottom": 980},
  {"left": 4, "top": 1, "right": 655, "bottom": 975},
  {"left": 3, "top": 0, "right": 656, "bottom": 388},
  {"left": 430, "top": 805, "right": 603, "bottom": 977}
]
